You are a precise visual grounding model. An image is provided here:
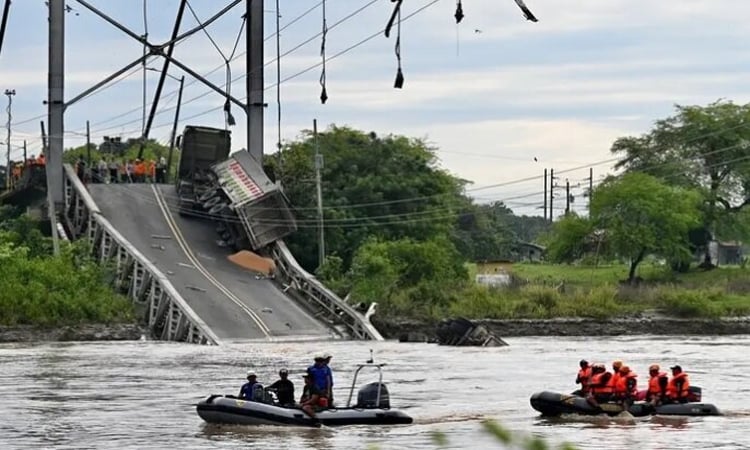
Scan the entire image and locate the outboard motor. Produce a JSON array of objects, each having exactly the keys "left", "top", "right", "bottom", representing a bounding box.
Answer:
[
  {"left": 688, "top": 386, "right": 702, "bottom": 403},
  {"left": 356, "top": 382, "right": 390, "bottom": 409}
]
